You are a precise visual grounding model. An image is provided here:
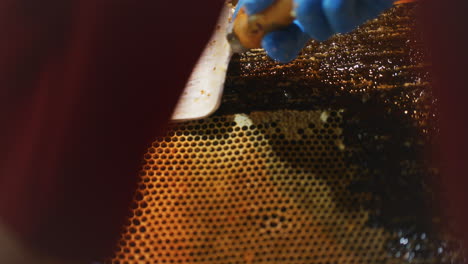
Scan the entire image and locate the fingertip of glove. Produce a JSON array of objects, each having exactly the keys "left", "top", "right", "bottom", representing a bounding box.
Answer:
[
  {"left": 262, "top": 23, "right": 309, "bottom": 63},
  {"left": 295, "top": 0, "right": 334, "bottom": 41},
  {"left": 321, "top": 0, "right": 356, "bottom": 33},
  {"left": 243, "top": 0, "right": 276, "bottom": 15}
]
